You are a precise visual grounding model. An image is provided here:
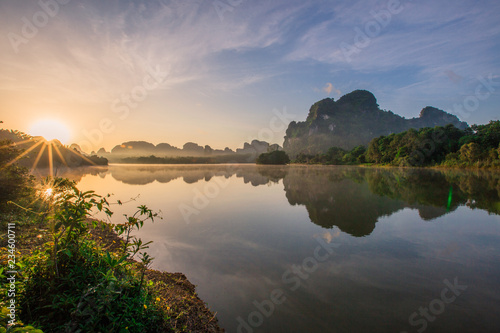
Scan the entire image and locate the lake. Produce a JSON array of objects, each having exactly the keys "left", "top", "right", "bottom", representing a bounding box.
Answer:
[{"left": 47, "top": 164, "right": 500, "bottom": 333}]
